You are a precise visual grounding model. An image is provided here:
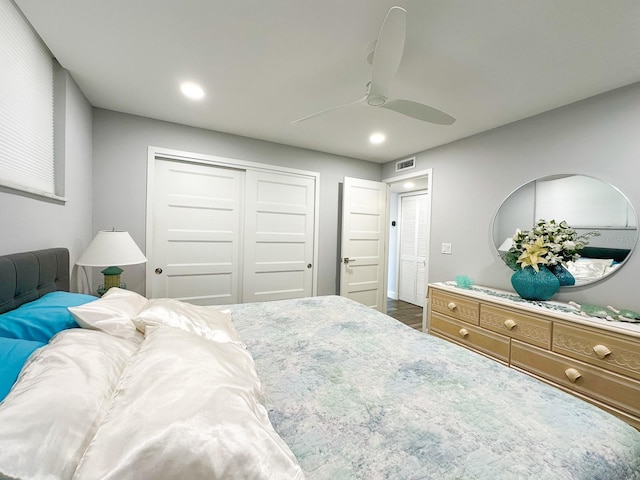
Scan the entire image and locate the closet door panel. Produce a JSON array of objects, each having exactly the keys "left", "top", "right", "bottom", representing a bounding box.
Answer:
[
  {"left": 399, "top": 193, "right": 427, "bottom": 307},
  {"left": 149, "top": 160, "right": 244, "bottom": 305},
  {"left": 243, "top": 170, "right": 315, "bottom": 302}
]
